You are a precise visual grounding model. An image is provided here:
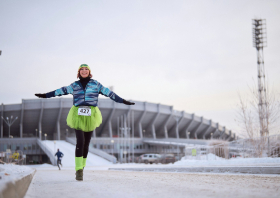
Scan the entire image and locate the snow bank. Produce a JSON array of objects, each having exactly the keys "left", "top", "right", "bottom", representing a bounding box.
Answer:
[
  {"left": 0, "top": 164, "right": 35, "bottom": 194},
  {"left": 175, "top": 153, "right": 280, "bottom": 166}
]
